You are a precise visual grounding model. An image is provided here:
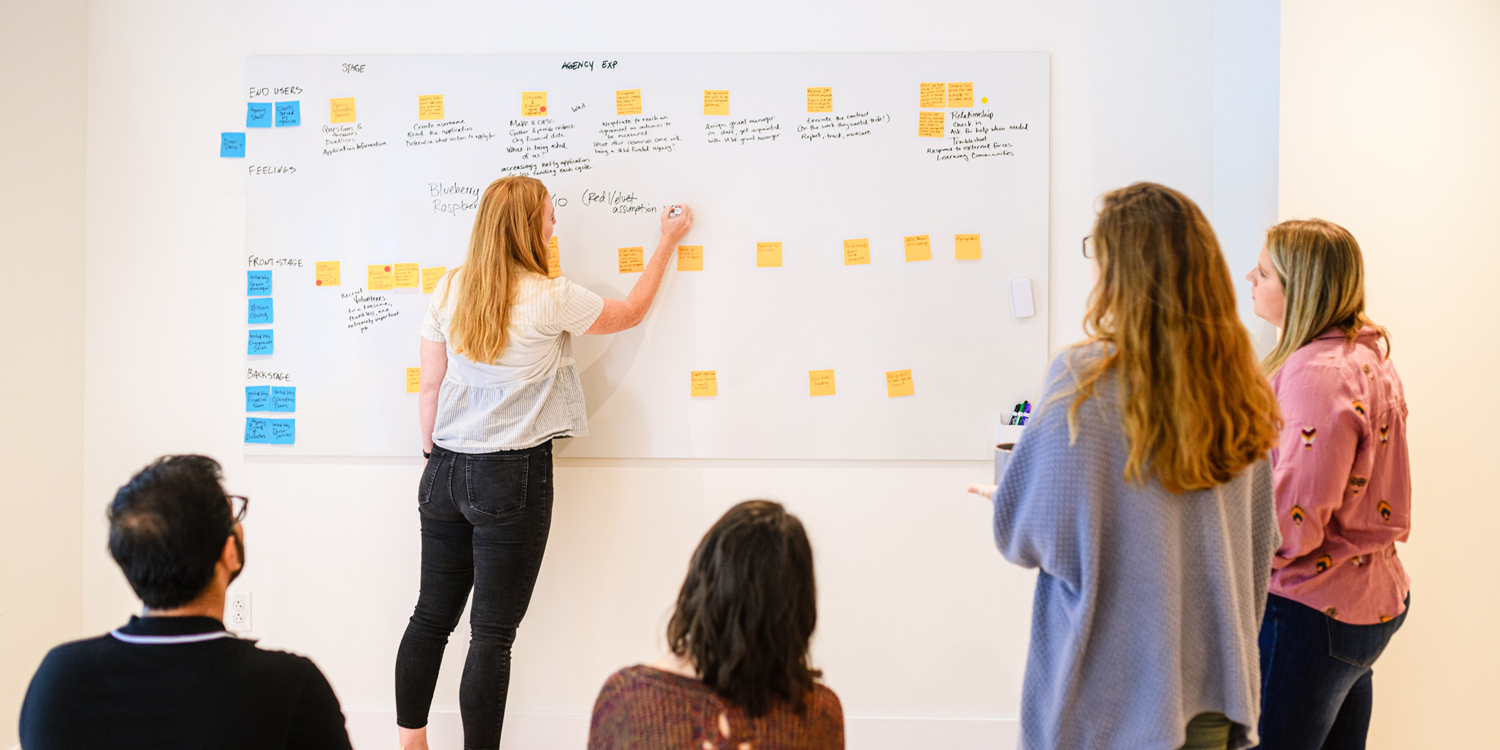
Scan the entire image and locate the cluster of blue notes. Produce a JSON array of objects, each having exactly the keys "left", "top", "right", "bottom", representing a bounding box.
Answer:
[
  {"left": 248, "top": 329, "right": 273, "bottom": 355},
  {"left": 247, "top": 270, "right": 272, "bottom": 296},
  {"left": 246, "top": 102, "right": 272, "bottom": 128},
  {"left": 244, "top": 417, "right": 295, "bottom": 444},
  {"left": 246, "top": 386, "right": 271, "bottom": 411},
  {"left": 275, "top": 101, "right": 300, "bottom": 127},
  {"left": 248, "top": 297, "right": 273, "bottom": 325},
  {"left": 269, "top": 386, "right": 296, "bottom": 412},
  {"left": 221, "top": 132, "right": 246, "bottom": 158}
]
